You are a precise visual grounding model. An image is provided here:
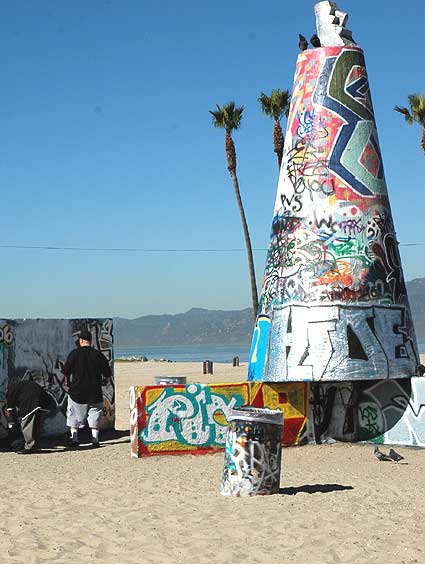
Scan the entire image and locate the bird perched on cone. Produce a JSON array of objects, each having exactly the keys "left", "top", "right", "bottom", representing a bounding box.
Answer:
[
  {"left": 298, "top": 34, "right": 308, "bottom": 51},
  {"left": 310, "top": 34, "right": 321, "bottom": 48},
  {"left": 374, "top": 446, "right": 392, "bottom": 461},
  {"left": 389, "top": 448, "right": 405, "bottom": 463}
]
